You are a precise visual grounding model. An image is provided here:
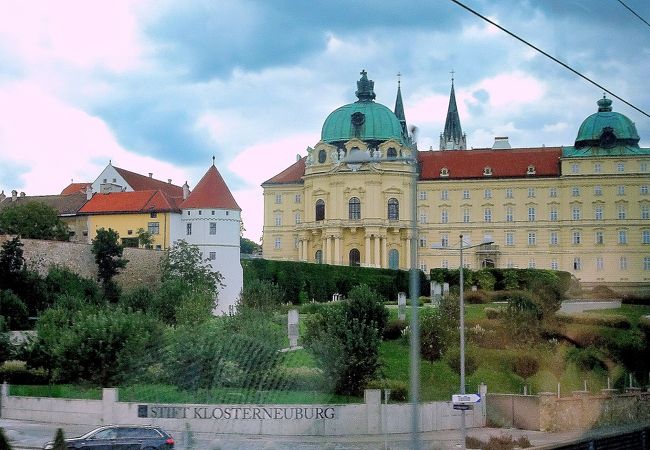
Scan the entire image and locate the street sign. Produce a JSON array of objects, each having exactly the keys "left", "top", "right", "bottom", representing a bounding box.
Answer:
[
  {"left": 452, "top": 394, "right": 481, "bottom": 404},
  {"left": 453, "top": 404, "right": 473, "bottom": 411}
]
